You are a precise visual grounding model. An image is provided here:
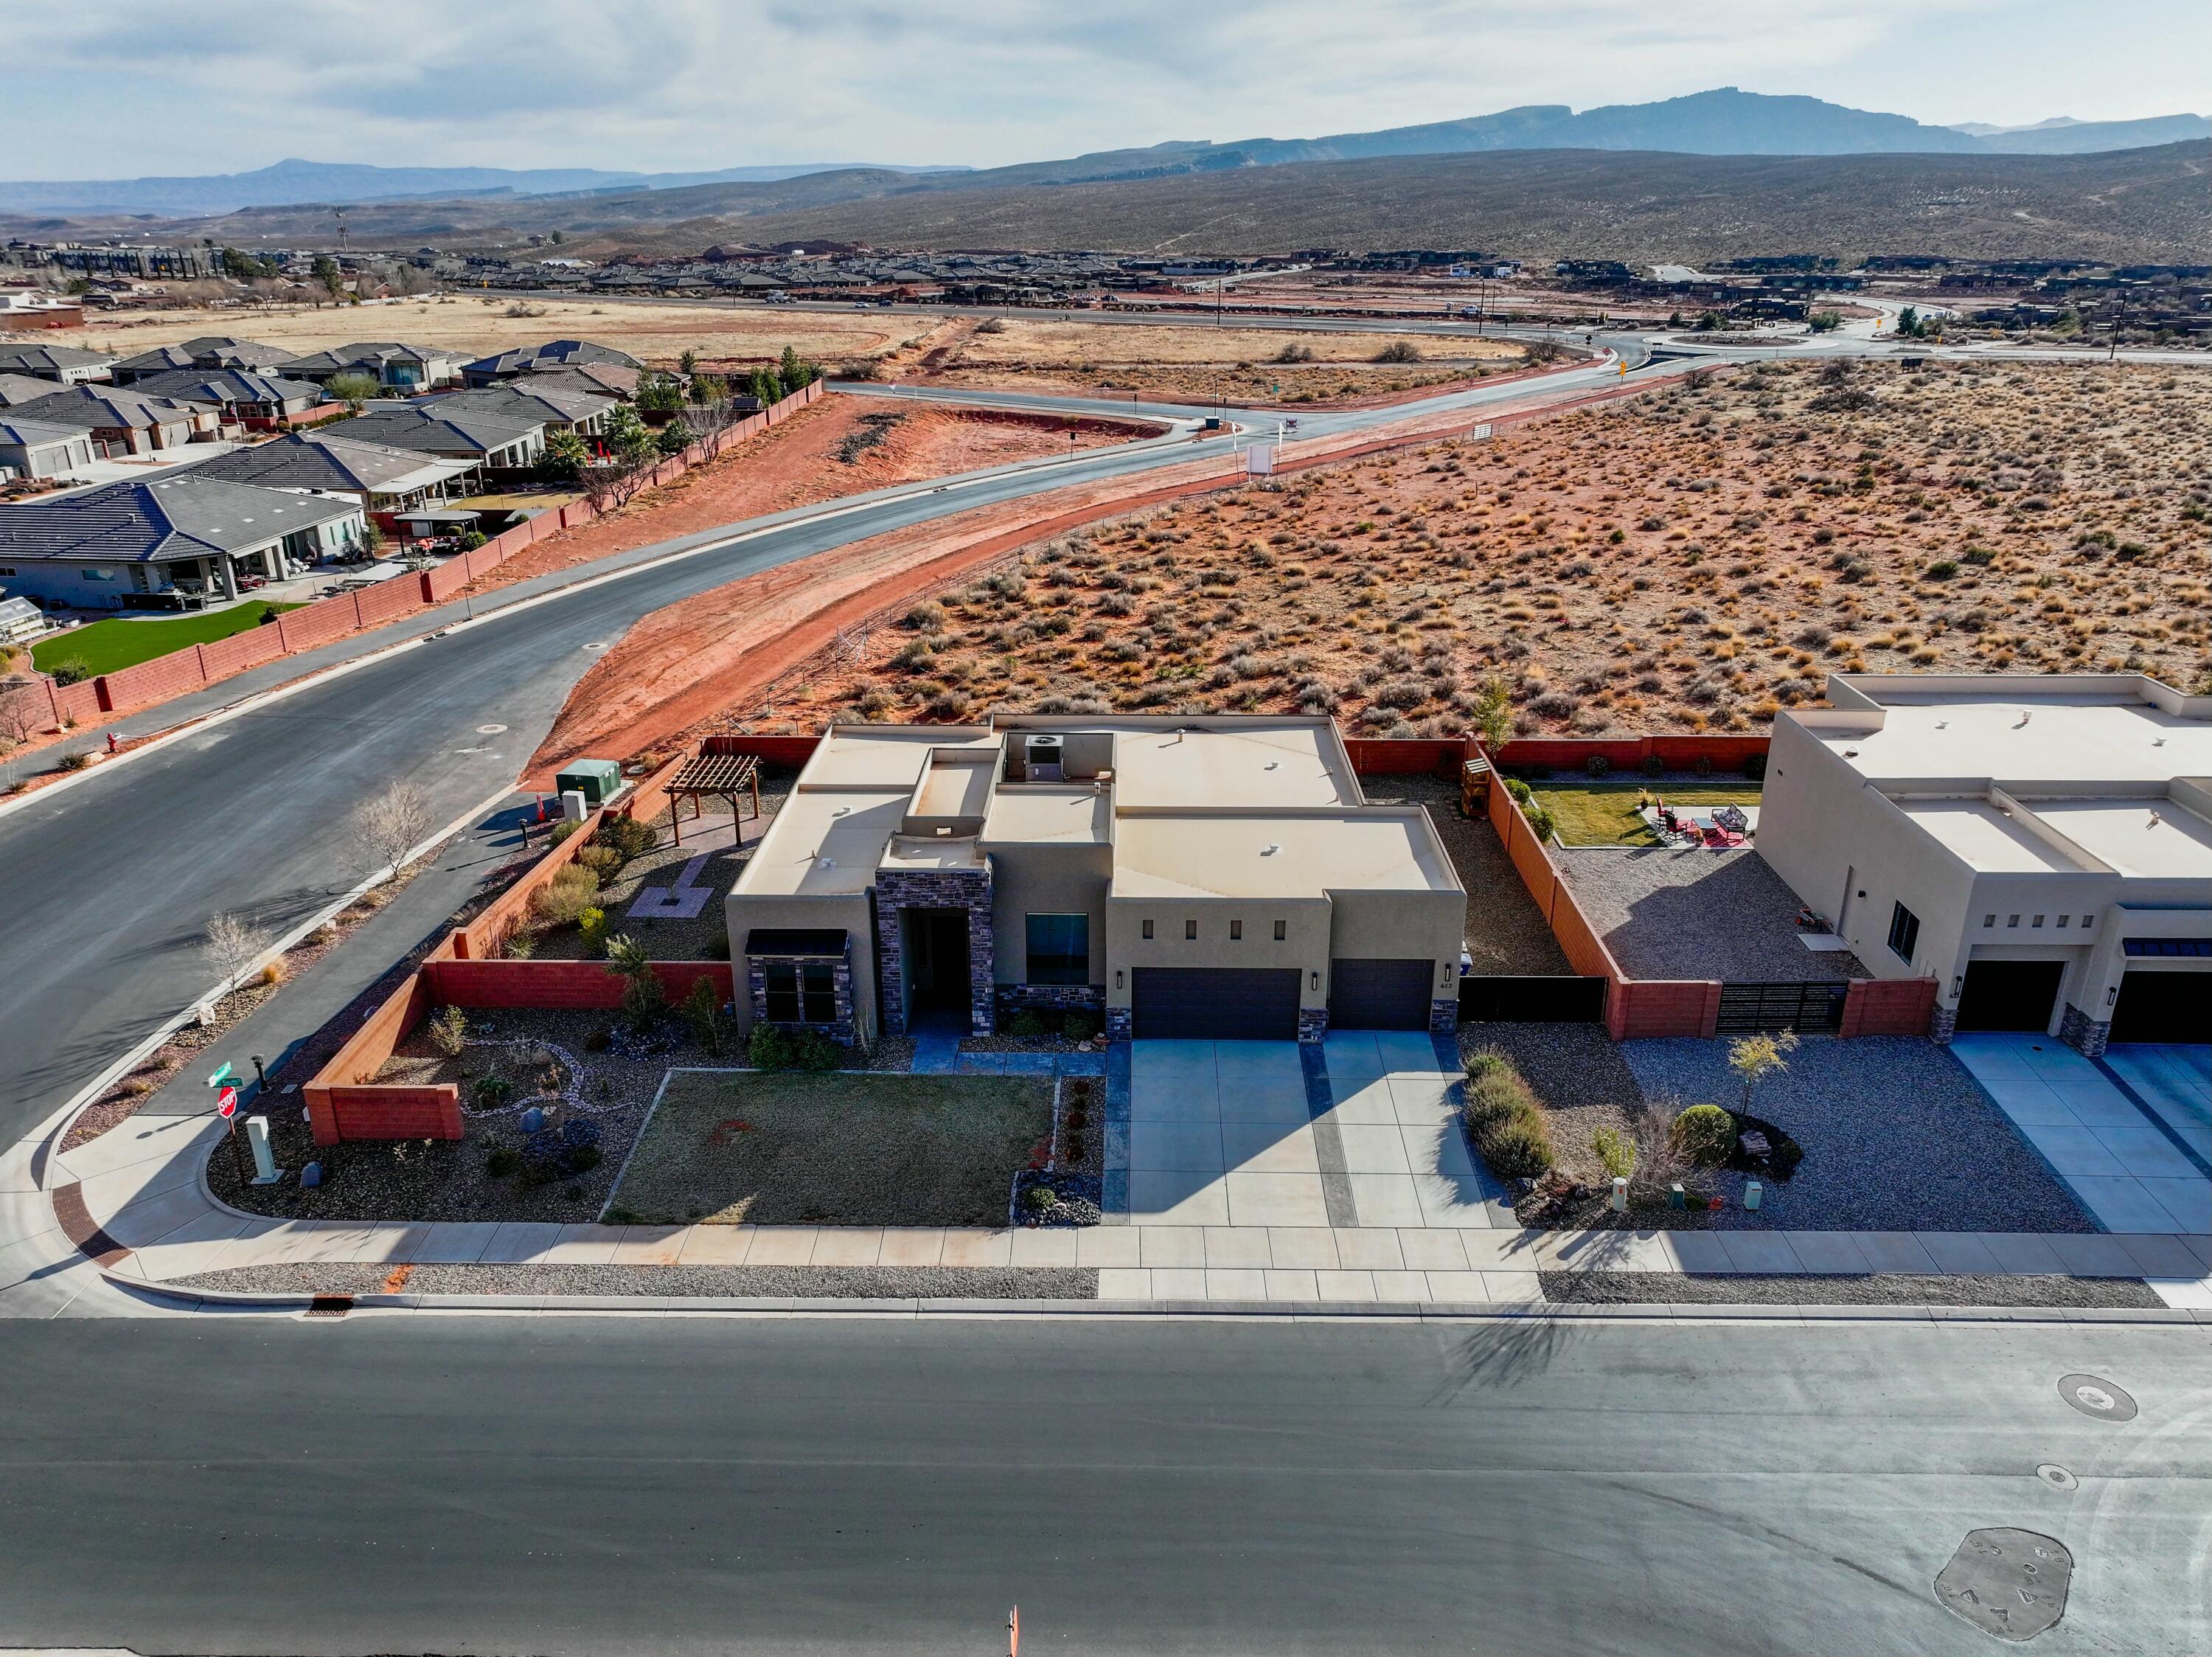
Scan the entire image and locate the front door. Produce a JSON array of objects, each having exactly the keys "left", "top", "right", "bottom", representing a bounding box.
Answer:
[{"left": 905, "top": 908, "right": 970, "bottom": 1020}]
